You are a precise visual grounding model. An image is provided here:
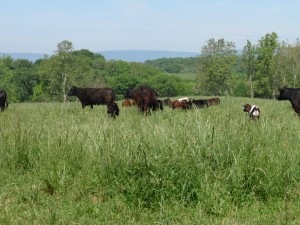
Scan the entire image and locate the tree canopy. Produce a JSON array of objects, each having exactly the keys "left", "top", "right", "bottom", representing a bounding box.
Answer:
[{"left": 1, "top": 33, "right": 300, "bottom": 102}]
